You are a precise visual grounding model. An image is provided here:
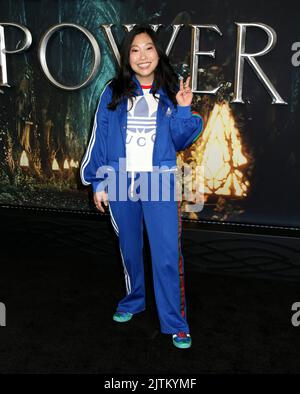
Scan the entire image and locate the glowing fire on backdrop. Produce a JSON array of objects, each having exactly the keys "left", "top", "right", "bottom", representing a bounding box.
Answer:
[
  {"left": 52, "top": 158, "right": 60, "bottom": 171},
  {"left": 179, "top": 101, "right": 250, "bottom": 210},
  {"left": 17, "top": 116, "right": 79, "bottom": 176},
  {"left": 199, "top": 102, "right": 249, "bottom": 196},
  {"left": 19, "top": 150, "right": 29, "bottom": 167},
  {"left": 19, "top": 147, "right": 79, "bottom": 173},
  {"left": 52, "top": 157, "right": 79, "bottom": 171}
]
